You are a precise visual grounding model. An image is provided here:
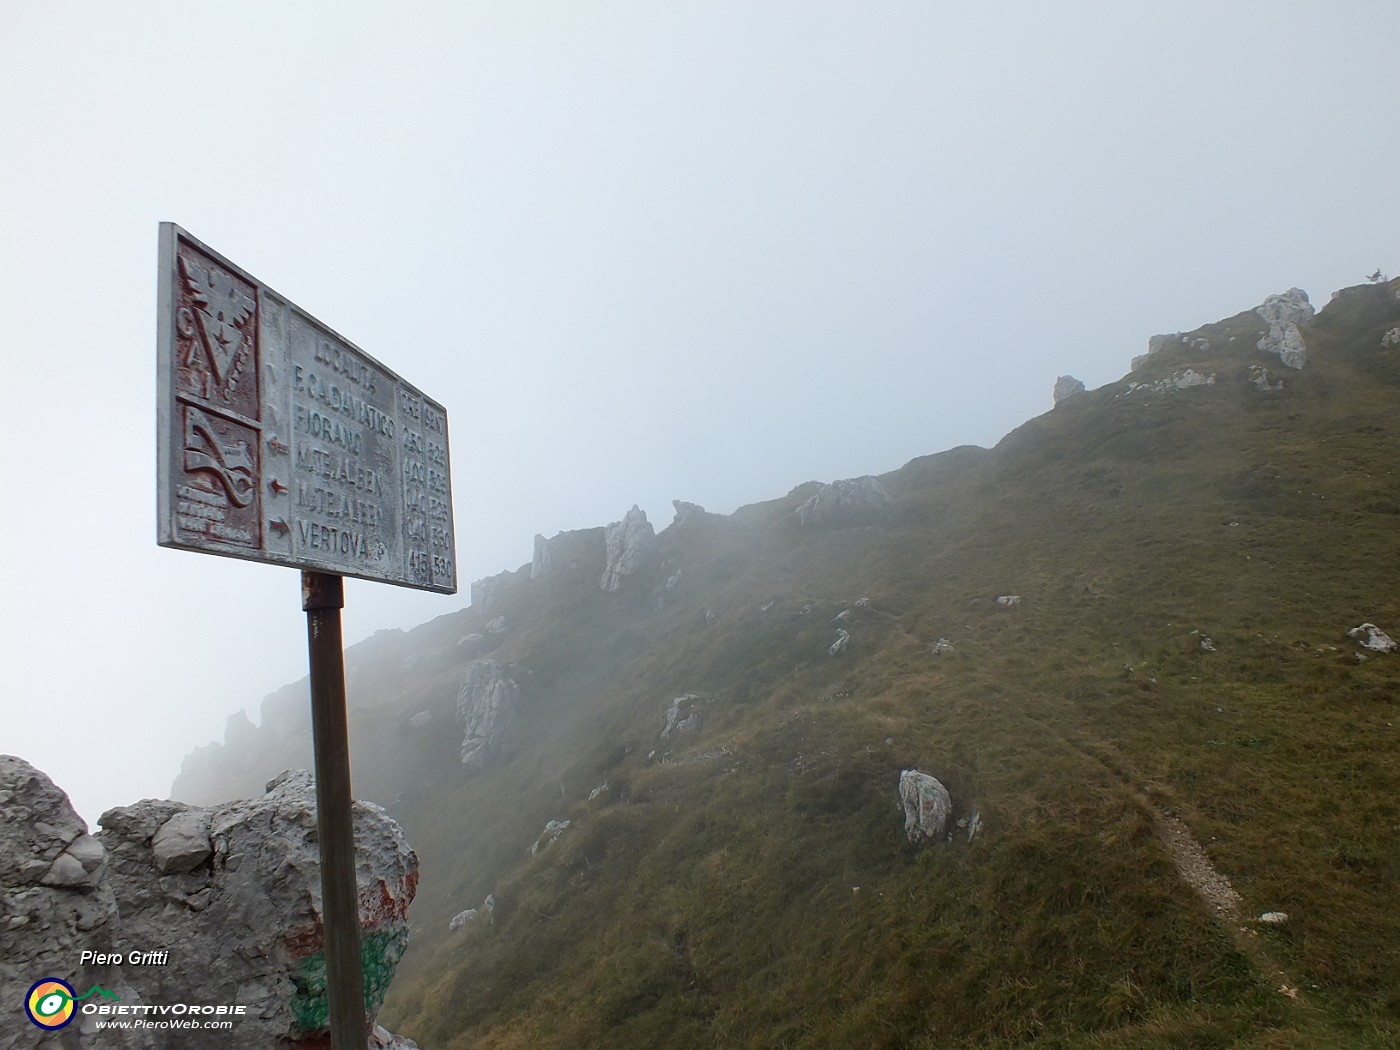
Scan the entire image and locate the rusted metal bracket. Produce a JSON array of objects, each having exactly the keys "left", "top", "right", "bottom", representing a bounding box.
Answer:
[{"left": 302, "top": 569, "right": 345, "bottom": 611}]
